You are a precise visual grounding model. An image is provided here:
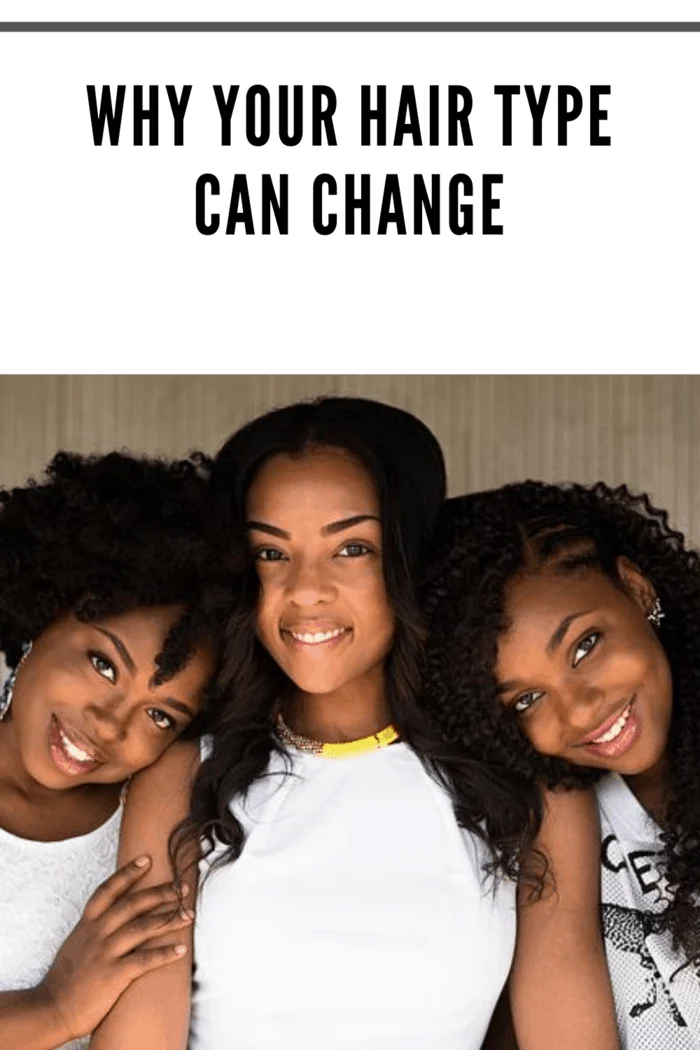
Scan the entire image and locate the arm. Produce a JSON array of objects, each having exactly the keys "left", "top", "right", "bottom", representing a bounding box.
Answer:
[
  {"left": 509, "top": 786, "right": 620, "bottom": 1050},
  {"left": 0, "top": 987, "right": 73, "bottom": 1050},
  {"left": 91, "top": 739, "right": 201, "bottom": 1050},
  {"left": 0, "top": 858, "right": 190, "bottom": 1050}
]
